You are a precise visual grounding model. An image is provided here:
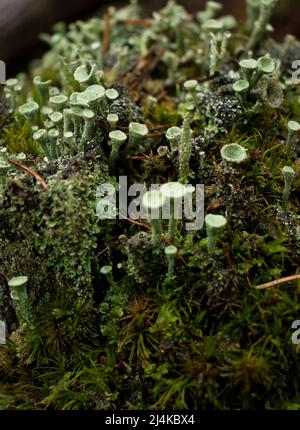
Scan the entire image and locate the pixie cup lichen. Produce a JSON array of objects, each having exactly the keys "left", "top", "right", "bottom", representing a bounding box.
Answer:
[
  {"left": 100, "top": 265, "right": 115, "bottom": 286},
  {"left": 239, "top": 58, "right": 258, "bottom": 83},
  {"left": 19, "top": 101, "right": 39, "bottom": 127},
  {"left": 50, "top": 112, "right": 64, "bottom": 135},
  {"left": 233, "top": 80, "right": 250, "bottom": 104},
  {"left": 8, "top": 276, "right": 34, "bottom": 327},
  {"left": 142, "top": 190, "right": 166, "bottom": 250},
  {"left": 81, "top": 109, "right": 96, "bottom": 147},
  {"left": 165, "top": 245, "right": 178, "bottom": 279},
  {"left": 287, "top": 120, "right": 300, "bottom": 151},
  {"left": 48, "top": 128, "right": 59, "bottom": 160},
  {"left": 33, "top": 76, "right": 52, "bottom": 105},
  {"left": 205, "top": 214, "right": 227, "bottom": 254},
  {"left": 221, "top": 143, "right": 248, "bottom": 164},
  {"left": 33, "top": 129, "right": 49, "bottom": 157},
  {"left": 166, "top": 126, "right": 182, "bottom": 152},
  {"left": 282, "top": 166, "right": 295, "bottom": 209},
  {"left": 105, "top": 88, "right": 119, "bottom": 102},
  {"left": 160, "top": 182, "right": 189, "bottom": 242},
  {"left": 109, "top": 130, "right": 127, "bottom": 166},
  {"left": 77, "top": 84, "right": 106, "bottom": 114},
  {"left": 128, "top": 122, "right": 149, "bottom": 148},
  {"left": 49, "top": 94, "right": 68, "bottom": 111},
  {"left": 184, "top": 80, "right": 199, "bottom": 105},
  {"left": 107, "top": 113, "right": 119, "bottom": 129},
  {"left": 74, "top": 63, "right": 98, "bottom": 88}
]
